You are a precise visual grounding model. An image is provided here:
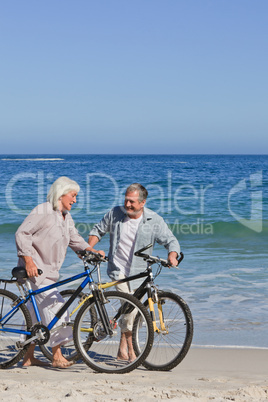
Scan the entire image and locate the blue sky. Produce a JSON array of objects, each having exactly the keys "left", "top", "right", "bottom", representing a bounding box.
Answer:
[{"left": 1, "top": 1, "right": 267, "bottom": 154}]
